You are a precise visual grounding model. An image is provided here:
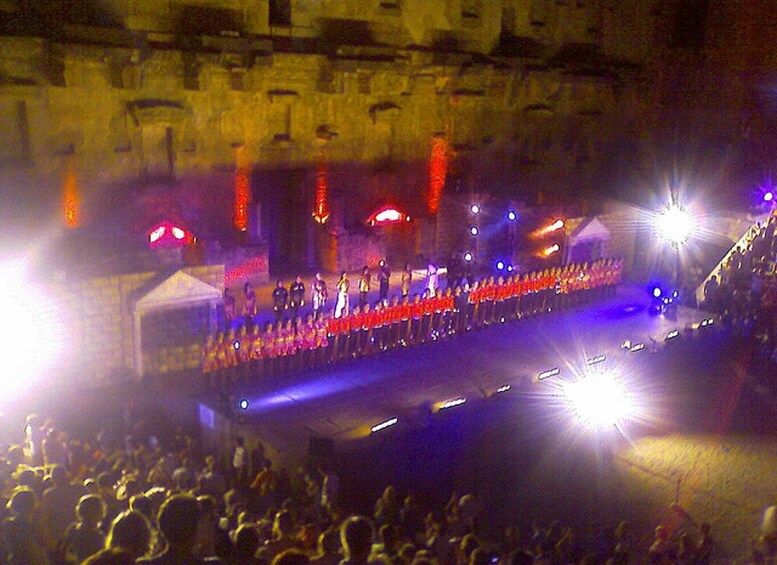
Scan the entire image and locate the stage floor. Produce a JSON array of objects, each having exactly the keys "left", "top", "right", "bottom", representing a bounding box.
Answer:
[{"left": 227, "top": 285, "right": 714, "bottom": 458}]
